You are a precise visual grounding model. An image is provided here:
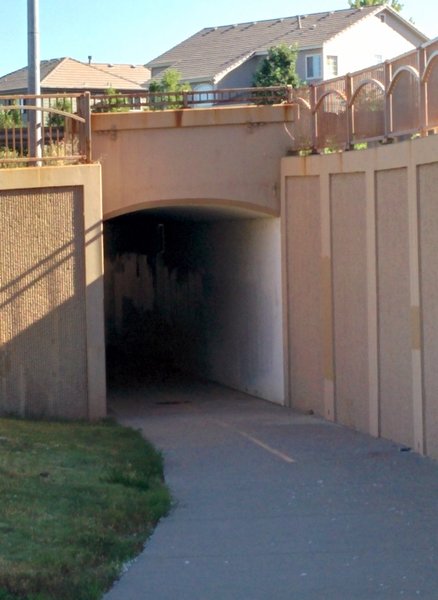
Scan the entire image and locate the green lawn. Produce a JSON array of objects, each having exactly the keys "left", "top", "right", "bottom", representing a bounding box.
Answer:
[{"left": 0, "top": 418, "right": 171, "bottom": 600}]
